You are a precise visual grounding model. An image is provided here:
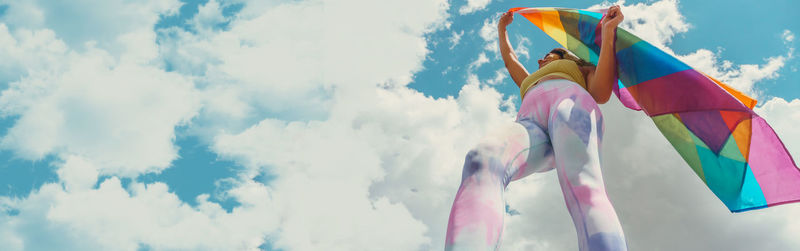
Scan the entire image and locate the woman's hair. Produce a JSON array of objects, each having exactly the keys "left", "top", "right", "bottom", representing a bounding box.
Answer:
[{"left": 549, "top": 48, "right": 594, "bottom": 67}]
